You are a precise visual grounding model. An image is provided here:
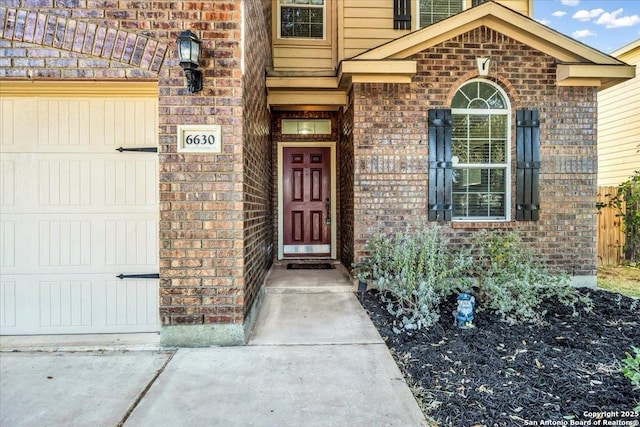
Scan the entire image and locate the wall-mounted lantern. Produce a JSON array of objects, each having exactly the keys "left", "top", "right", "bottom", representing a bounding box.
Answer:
[{"left": 177, "top": 30, "right": 203, "bottom": 94}]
